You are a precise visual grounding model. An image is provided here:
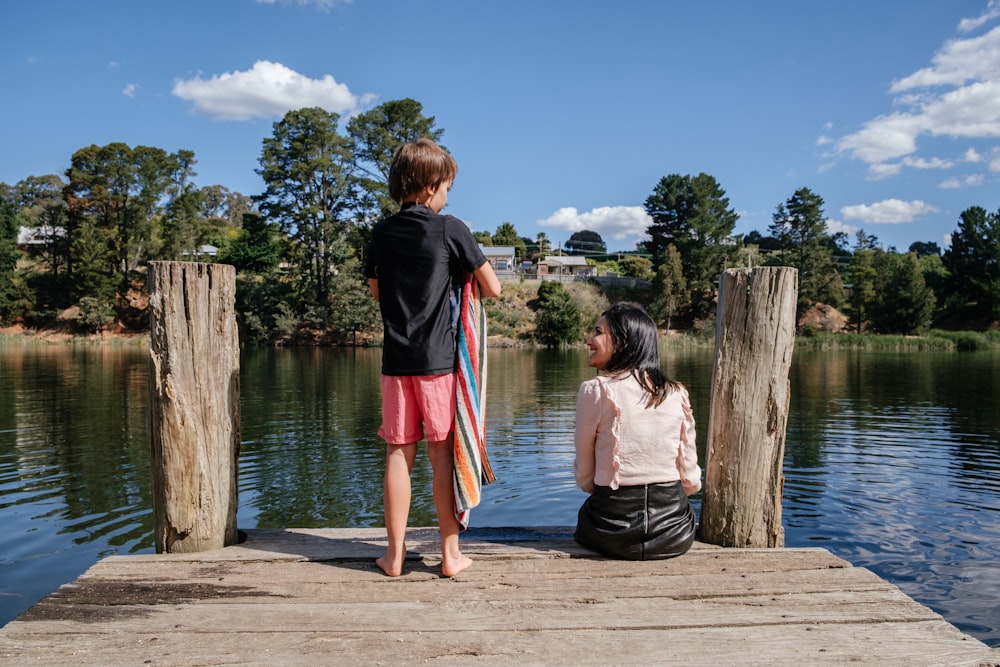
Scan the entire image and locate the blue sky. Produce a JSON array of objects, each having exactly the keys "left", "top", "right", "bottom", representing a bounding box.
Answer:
[{"left": 4, "top": 1, "right": 1000, "bottom": 253}]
